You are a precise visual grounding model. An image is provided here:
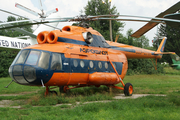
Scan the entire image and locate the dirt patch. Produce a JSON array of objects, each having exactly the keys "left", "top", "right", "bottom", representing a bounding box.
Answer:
[
  {"left": 113, "top": 94, "right": 166, "bottom": 99},
  {"left": 0, "top": 100, "right": 21, "bottom": 108},
  {"left": 0, "top": 91, "right": 38, "bottom": 96},
  {"left": 0, "top": 94, "right": 166, "bottom": 108}
]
